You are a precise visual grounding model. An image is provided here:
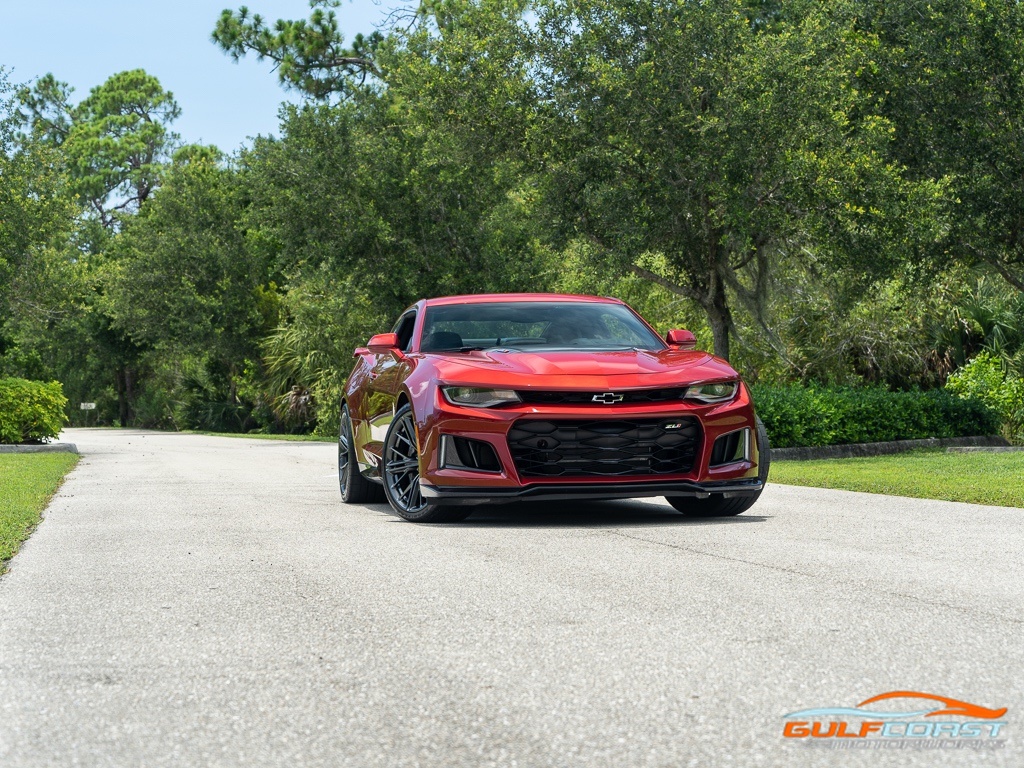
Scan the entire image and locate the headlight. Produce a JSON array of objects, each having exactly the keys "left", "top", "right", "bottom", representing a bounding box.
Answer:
[
  {"left": 443, "top": 387, "right": 522, "bottom": 408},
  {"left": 684, "top": 381, "right": 738, "bottom": 404}
]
